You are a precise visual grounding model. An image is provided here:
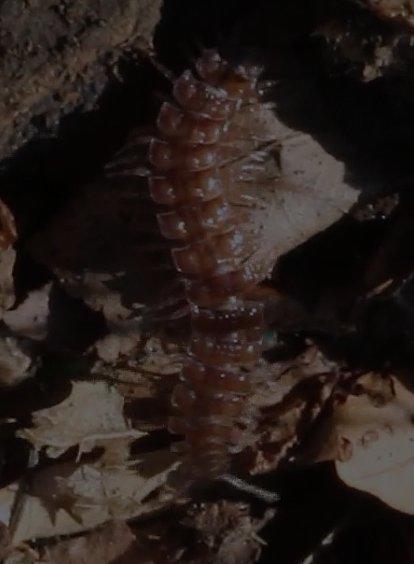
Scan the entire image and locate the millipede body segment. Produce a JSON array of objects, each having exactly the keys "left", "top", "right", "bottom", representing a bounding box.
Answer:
[{"left": 148, "top": 50, "right": 271, "bottom": 487}]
